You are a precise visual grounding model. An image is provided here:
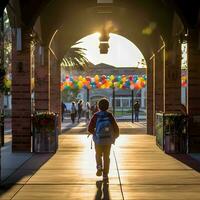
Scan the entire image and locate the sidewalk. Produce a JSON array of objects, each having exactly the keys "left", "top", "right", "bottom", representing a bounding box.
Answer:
[
  {"left": 61, "top": 117, "right": 147, "bottom": 133},
  {"left": 1, "top": 123, "right": 200, "bottom": 199},
  {"left": 1, "top": 135, "right": 33, "bottom": 182}
]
